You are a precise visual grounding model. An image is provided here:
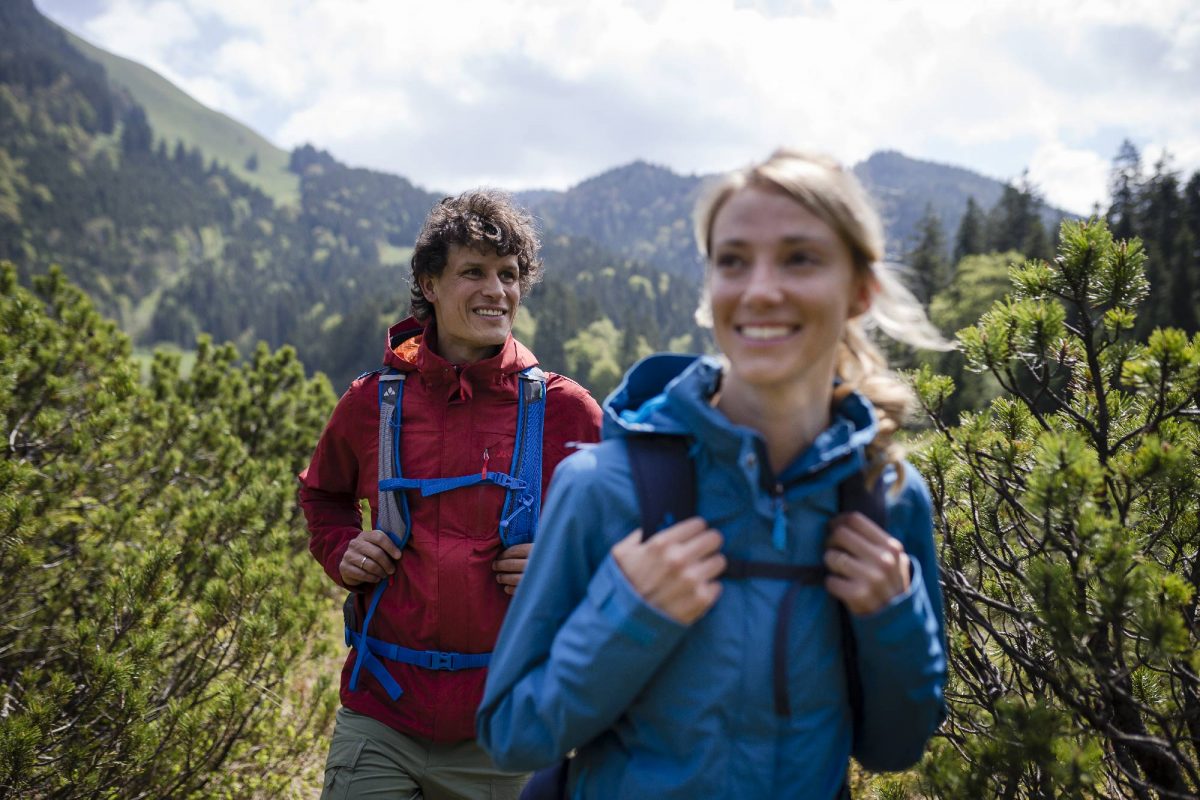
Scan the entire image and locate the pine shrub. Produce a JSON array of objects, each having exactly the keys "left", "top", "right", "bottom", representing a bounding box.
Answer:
[{"left": 0, "top": 262, "right": 340, "bottom": 798}]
